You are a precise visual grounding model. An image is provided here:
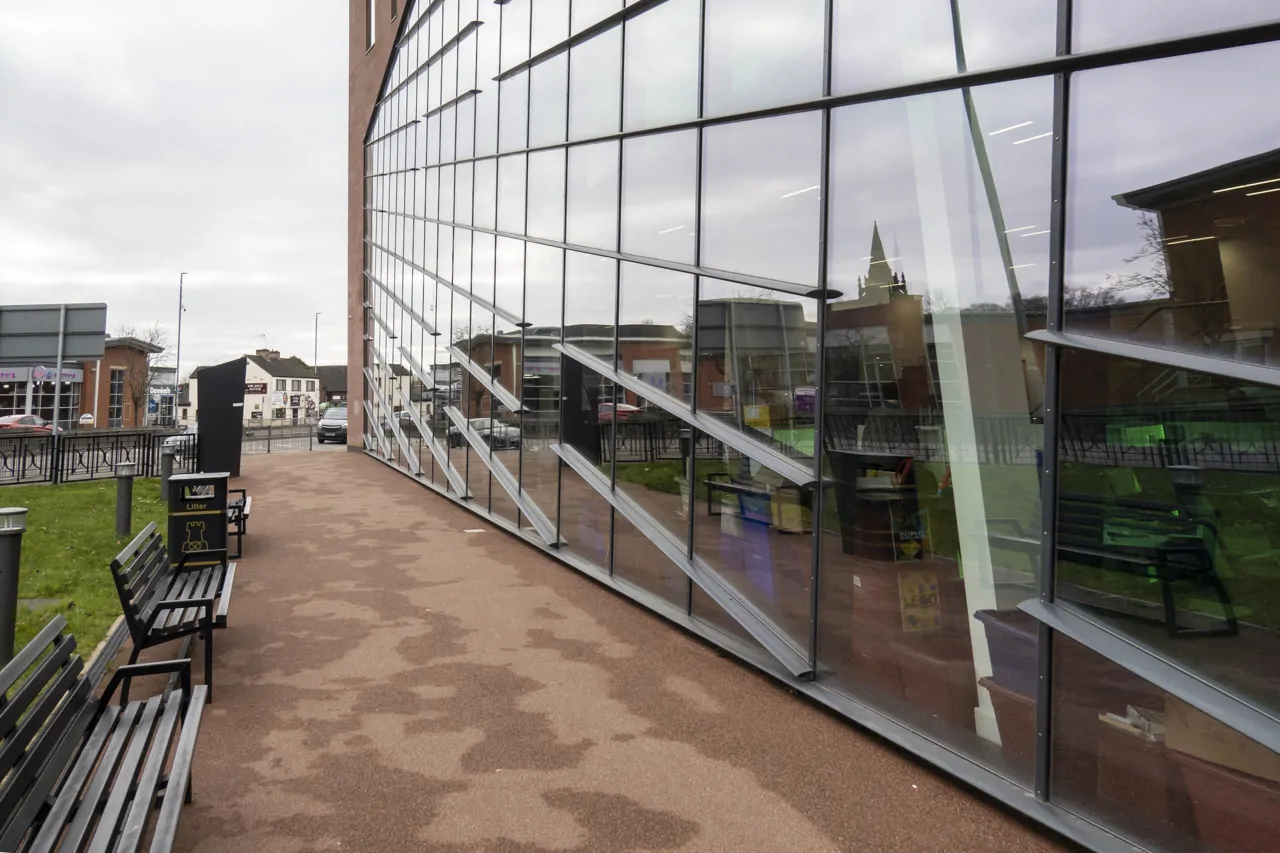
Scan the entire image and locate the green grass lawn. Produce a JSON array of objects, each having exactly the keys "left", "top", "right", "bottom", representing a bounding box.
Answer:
[{"left": 6, "top": 478, "right": 168, "bottom": 653}]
